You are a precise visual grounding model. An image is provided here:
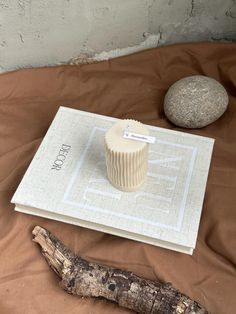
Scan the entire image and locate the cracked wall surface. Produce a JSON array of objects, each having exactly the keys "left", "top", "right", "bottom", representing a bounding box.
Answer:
[
  {"left": 0, "top": 0, "right": 235, "bottom": 72},
  {"left": 149, "top": 0, "right": 236, "bottom": 44}
]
